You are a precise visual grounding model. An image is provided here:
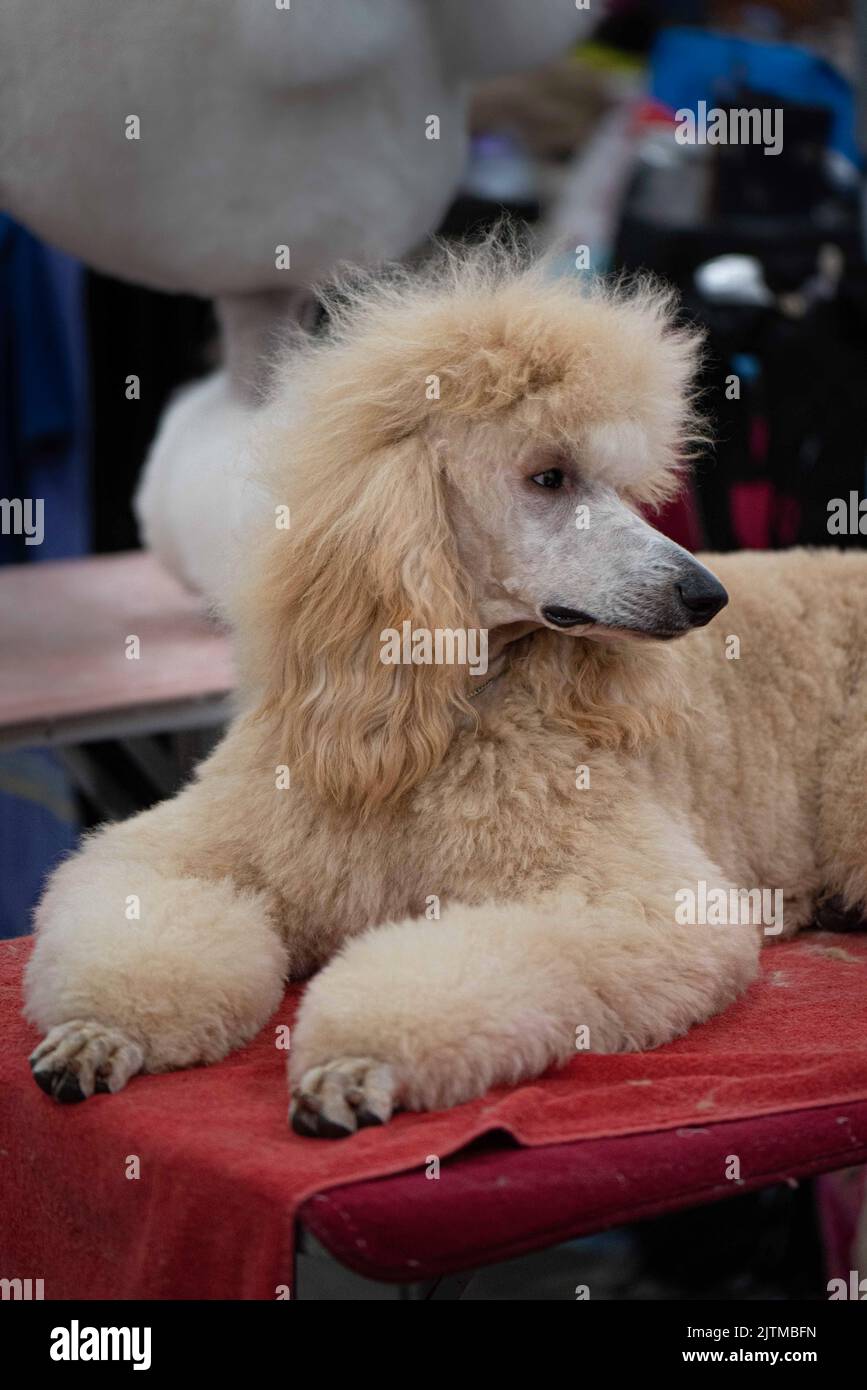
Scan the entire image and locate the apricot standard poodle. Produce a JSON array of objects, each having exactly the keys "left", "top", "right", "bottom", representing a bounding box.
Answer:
[{"left": 25, "top": 247, "right": 867, "bottom": 1136}]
